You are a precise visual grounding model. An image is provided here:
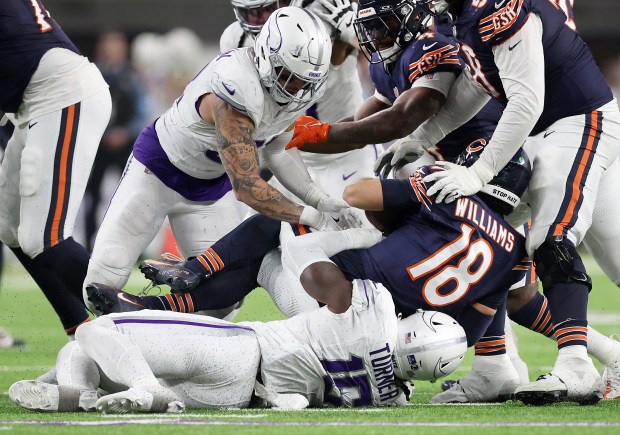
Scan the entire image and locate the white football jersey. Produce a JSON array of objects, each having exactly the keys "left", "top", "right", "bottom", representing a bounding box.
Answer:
[
  {"left": 220, "top": 22, "right": 253, "bottom": 52},
  {"left": 242, "top": 280, "right": 404, "bottom": 407},
  {"left": 220, "top": 20, "right": 363, "bottom": 124},
  {"left": 155, "top": 47, "right": 320, "bottom": 180}
]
